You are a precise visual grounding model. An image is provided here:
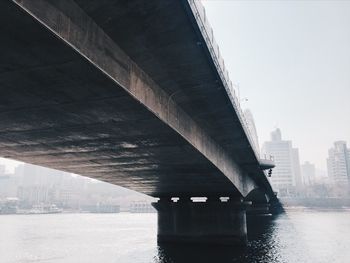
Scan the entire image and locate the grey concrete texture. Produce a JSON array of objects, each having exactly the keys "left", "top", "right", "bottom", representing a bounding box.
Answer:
[
  {"left": 153, "top": 199, "right": 248, "bottom": 245},
  {"left": 2, "top": 0, "right": 273, "bottom": 199}
]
